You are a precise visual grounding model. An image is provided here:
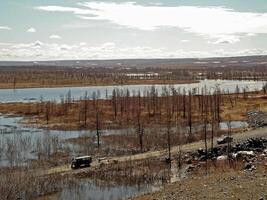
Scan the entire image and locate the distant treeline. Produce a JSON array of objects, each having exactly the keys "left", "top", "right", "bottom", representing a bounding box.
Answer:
[{"left": 0, "top": 65, "right": 266, "bottom": 88}]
